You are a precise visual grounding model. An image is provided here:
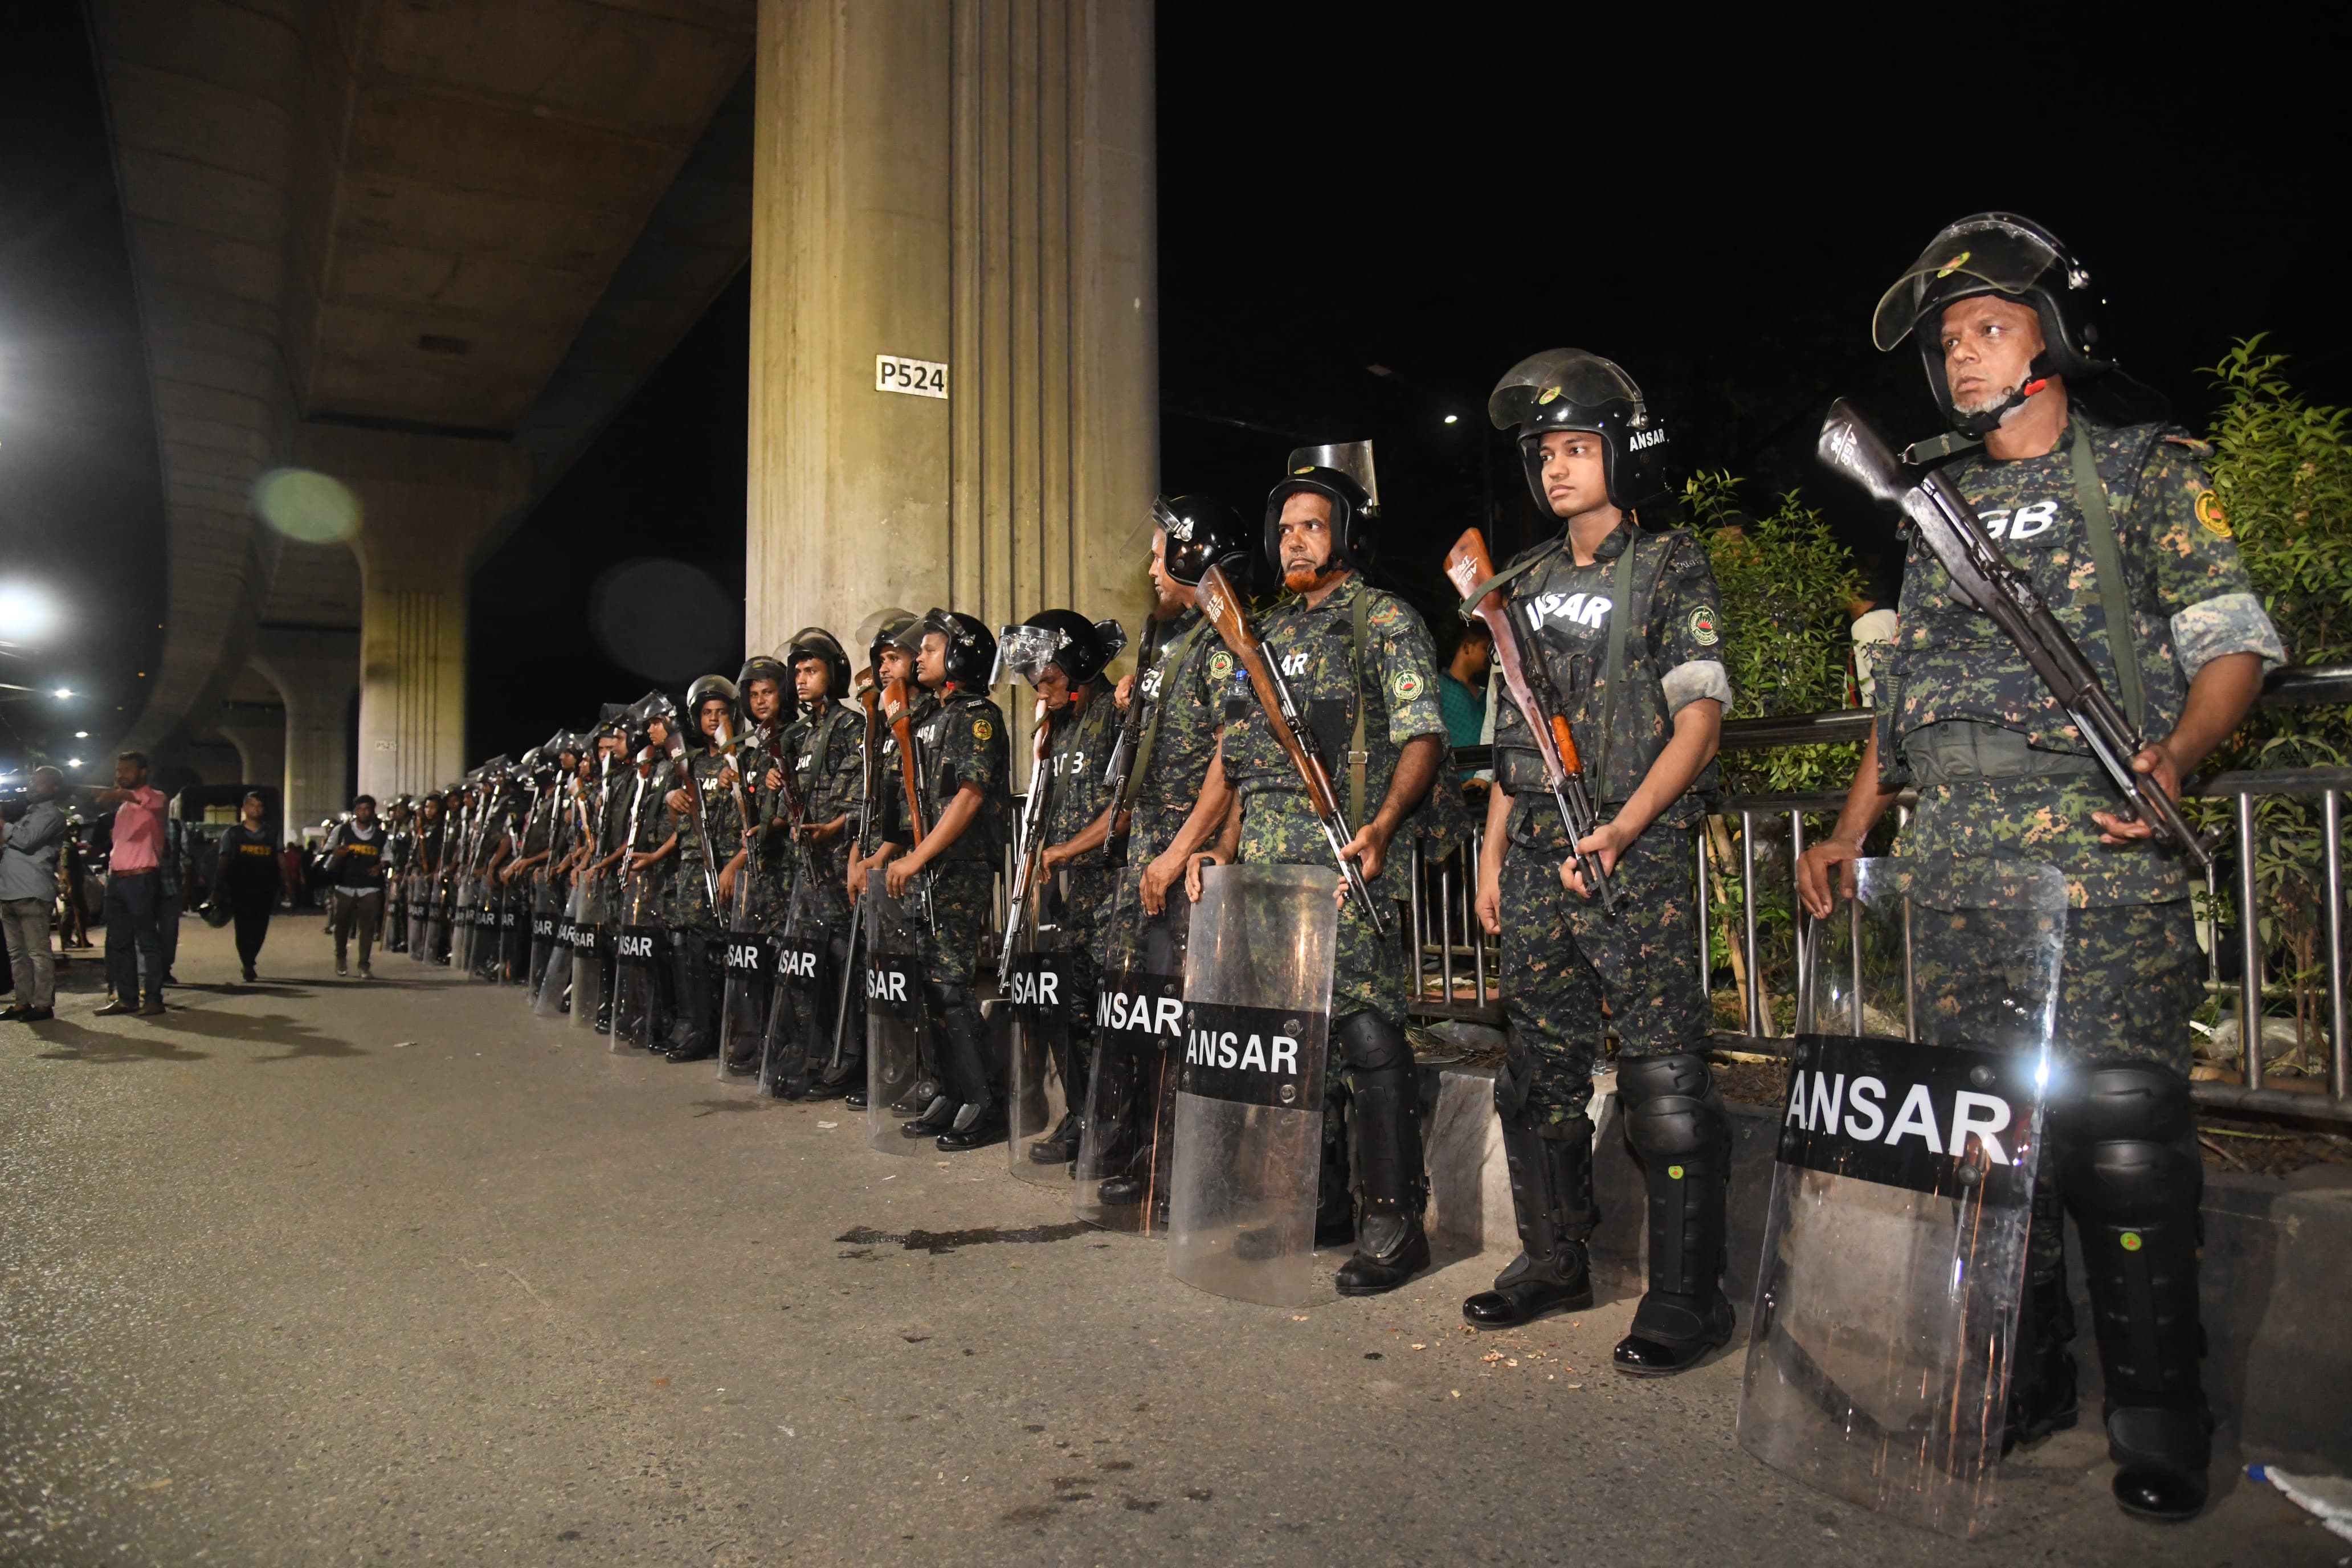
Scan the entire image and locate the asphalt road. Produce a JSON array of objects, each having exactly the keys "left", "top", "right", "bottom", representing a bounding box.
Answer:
[{"left": 2, "top": 920, "right": 2338, "bottom": 1566}]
